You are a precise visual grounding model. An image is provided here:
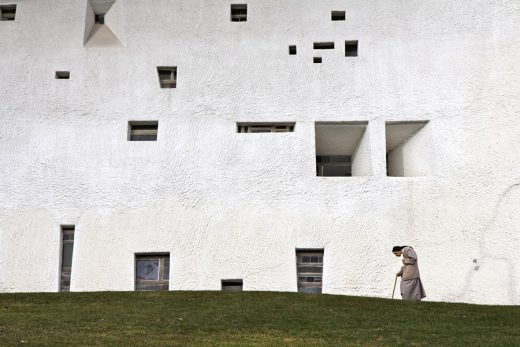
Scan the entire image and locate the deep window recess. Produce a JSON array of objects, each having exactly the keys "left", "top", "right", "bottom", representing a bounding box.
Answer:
[
  {"left": 0, "top": 4, "right": 16, "bottom": 21},
  {"left": 316, "top": 155, "right": 351, "bottom": 176},
  {"left": 237, "top": 123, "right": 295, "bottom": 133},
  {"left": 331, "top": 11, "right": 345, "bottom": 21},
  {"left": 60, "top": 226, "right": 75, "bottom": 292},
  {"left": 230, "top": 4, "right": 247, "bottom": 22},
  {"left": 289, "top": 45, "right": 297, "bottom": 55},
  {"left": 345, "top": 40, "right": 358, "bottom": 57},
  {"left": 135, "top": 254, "right": 170, "bottom": 291},
  {"left": 313, "top": 57, "right": 322, "bottom": 64},
  {"left": 128, "top": 121, "right": 158, "bottom": 141},
  {"left": 222, "top": 279, "right": 243, "bottom": 291},
  {"left": 296, "top": 250, "right": 324, "bottom": 294},
  {"left": 55, "top": 71, "right": 70, "bottom": 79},
  {"left": 314, "top": 42, "right": 334, "bottom": 50},
  {"left": 157, "top": 67, "right": 177, "bottom": 88},
  {"left": 95, "top": 14, "right": 105, "bottom": 24}
]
